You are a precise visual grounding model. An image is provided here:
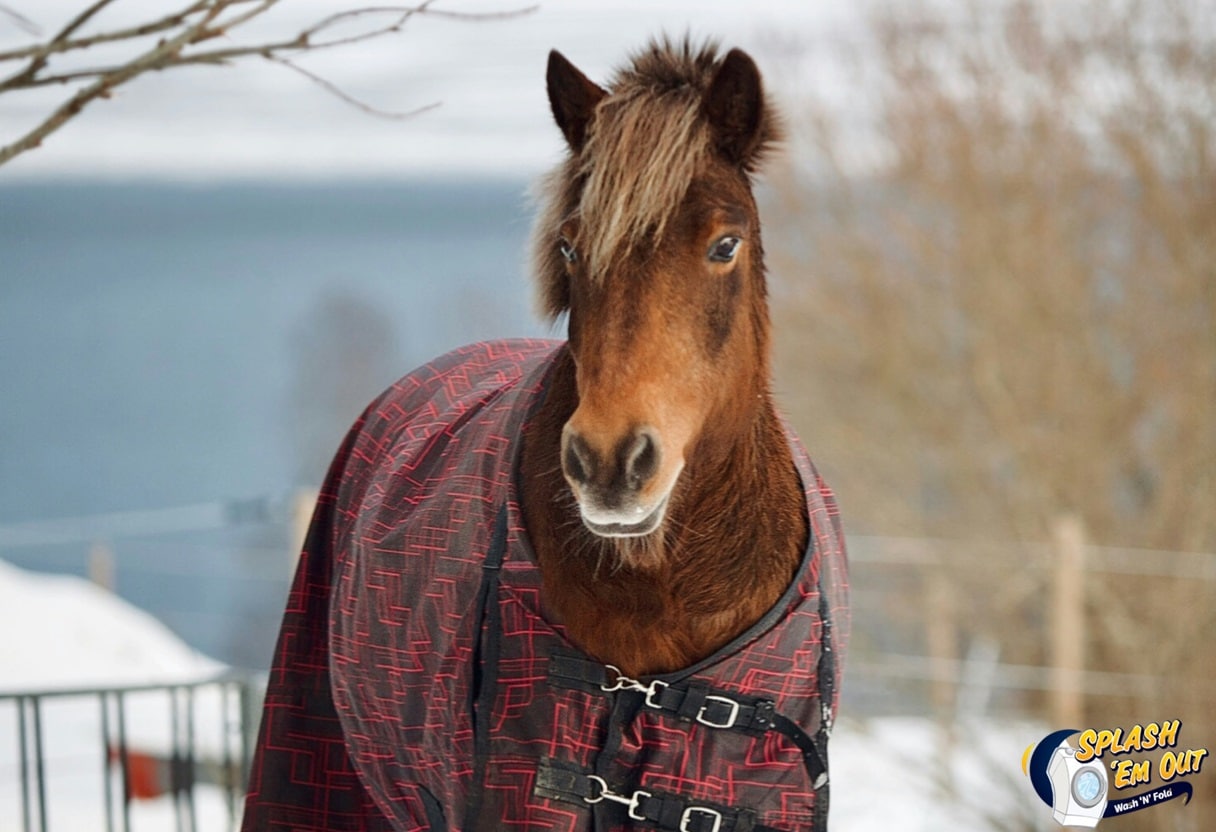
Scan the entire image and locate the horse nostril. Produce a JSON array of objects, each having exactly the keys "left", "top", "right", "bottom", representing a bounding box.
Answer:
[
  {"left": 563, "top": 431, "right": 594, "bottom": 486},
  {"left": 623, "top": 429, "right": 660, "bottom": 490}
]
